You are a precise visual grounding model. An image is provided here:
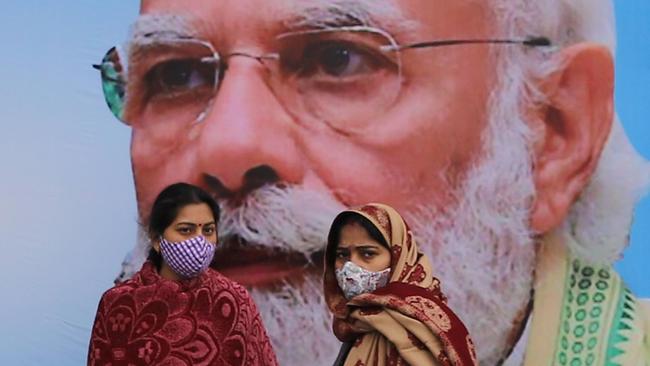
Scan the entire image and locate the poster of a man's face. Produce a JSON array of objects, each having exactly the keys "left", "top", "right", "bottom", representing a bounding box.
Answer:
[{"left": 93, "top": 0, "right": 650, "bottom": 364}]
